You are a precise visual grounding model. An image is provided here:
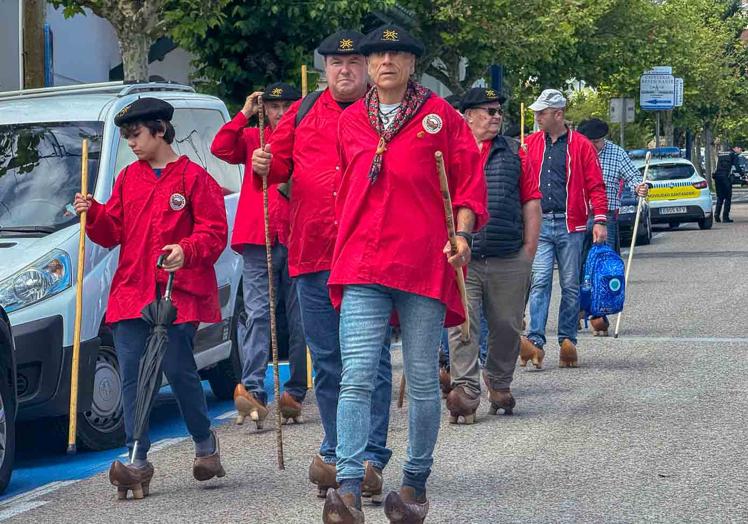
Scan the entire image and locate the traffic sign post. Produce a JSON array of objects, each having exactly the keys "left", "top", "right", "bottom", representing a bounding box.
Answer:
[
  {"left": 674, "top": 77, "right": 684, "bottom": 107},
  {"left": 610, "top": 97, "right": 635, "bottom": 147},
  {"left": 640, "top": 67, "right": 676, "bottom": 148}
]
